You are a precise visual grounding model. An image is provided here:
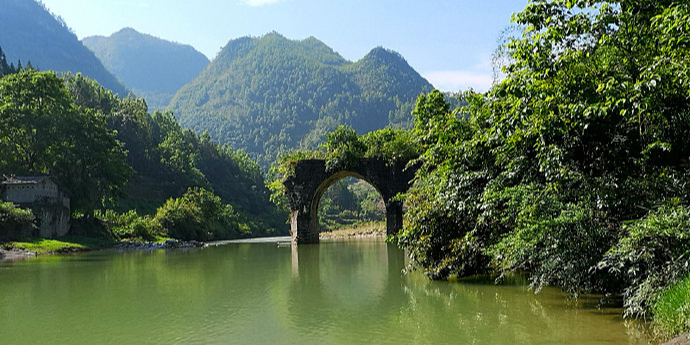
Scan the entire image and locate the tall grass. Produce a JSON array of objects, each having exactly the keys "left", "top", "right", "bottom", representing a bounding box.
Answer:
[
  {"left": 653, "top": 274, "right": 690, "bottom": 338},
  {"left": 10, "top": 236, "right": 117, "bottom": 254}
]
